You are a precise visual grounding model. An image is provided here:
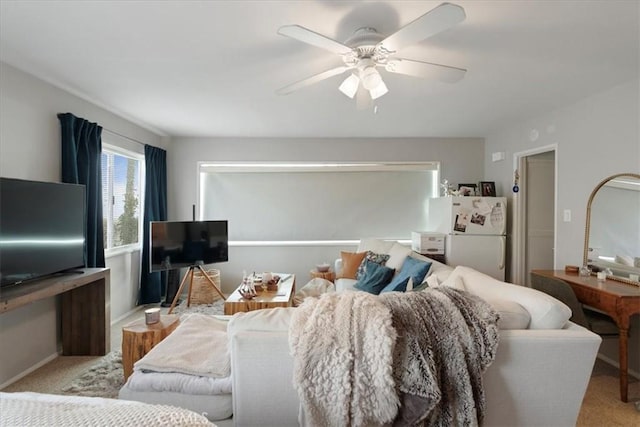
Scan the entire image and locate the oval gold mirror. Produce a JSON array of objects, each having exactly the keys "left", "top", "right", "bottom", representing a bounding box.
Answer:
[{"left": 583, "top": 173, "right": 640, "bottom": 285}]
